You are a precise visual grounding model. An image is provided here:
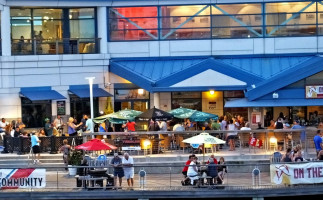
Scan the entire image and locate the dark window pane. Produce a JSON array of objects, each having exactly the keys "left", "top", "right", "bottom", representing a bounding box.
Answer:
[
  {"left": 21, "top": 98, "right": 52, "bottom": 128},
  {"left": 161, "top": 16, "right": 210, "bottom": 29},
  {"left": 266, "top": 25, "right": 316, "bottom": 36},
  {"left": 212, "top": 15, "right": 262, "bottom": 27},
  {"left": 162, "top": 28, "right": 211, "bottom": 39},
  {"left": 212, "top": 27, "right": 262, "bottom": 38},
  {"left": 110, "top": 29, "right": 158, "bottom": 41}
]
